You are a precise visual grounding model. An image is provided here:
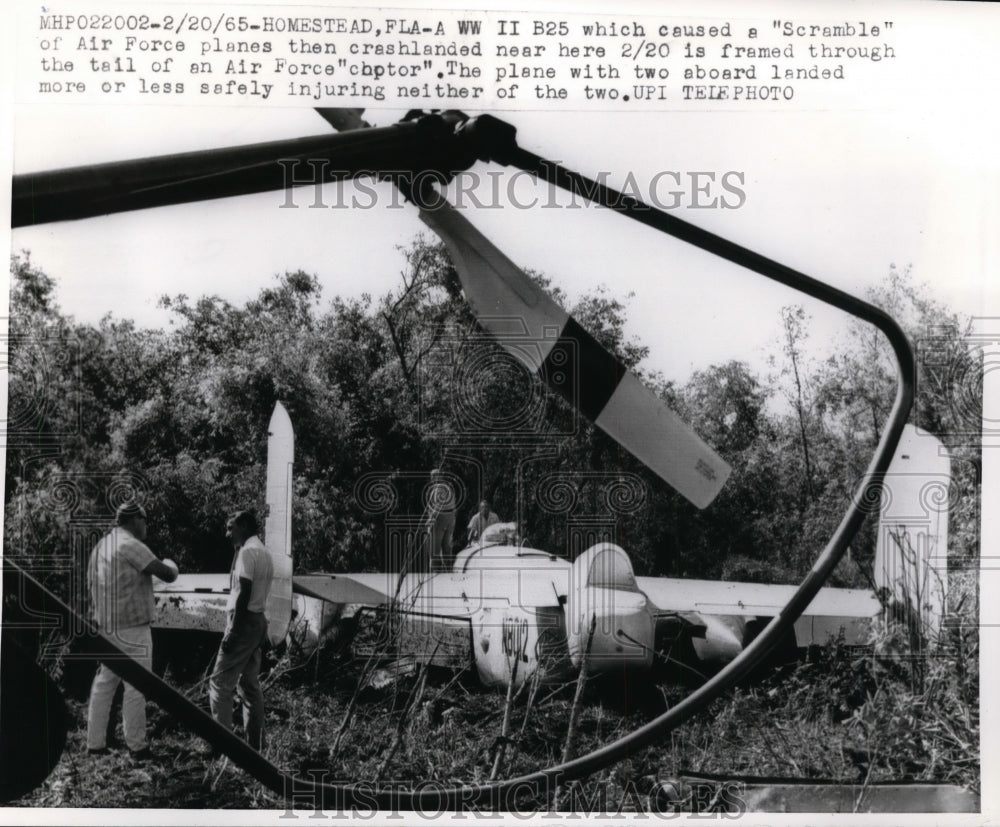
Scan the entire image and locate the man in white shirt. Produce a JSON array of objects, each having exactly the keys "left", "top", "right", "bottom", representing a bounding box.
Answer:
[
  {"left": 466, "top": 499, "right": 500, "bottom": 544},
  {"left": 208, "top": 510, "right": 274, "bottom": 751},
  {"left": 86, "top": 502, "right": 179, "bottom": 760}
]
